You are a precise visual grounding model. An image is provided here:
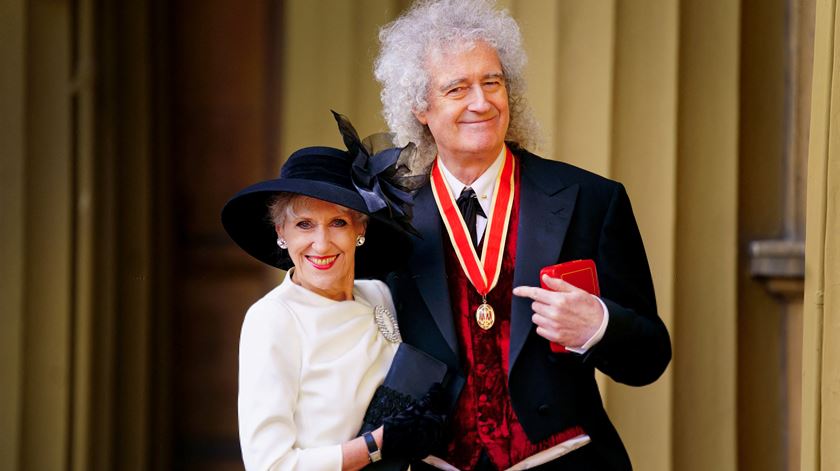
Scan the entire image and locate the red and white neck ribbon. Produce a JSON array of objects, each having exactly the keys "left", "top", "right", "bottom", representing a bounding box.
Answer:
[{"left": 430, "top": 146, "right": 516, "bottom": 299}]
